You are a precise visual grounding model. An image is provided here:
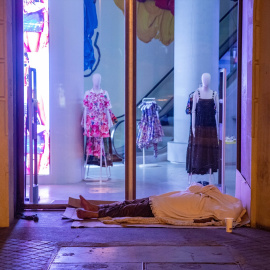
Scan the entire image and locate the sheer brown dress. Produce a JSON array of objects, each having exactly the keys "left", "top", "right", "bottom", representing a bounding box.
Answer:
[{"left": 186, "top": 90, "right": 219, "bottom": 175}]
